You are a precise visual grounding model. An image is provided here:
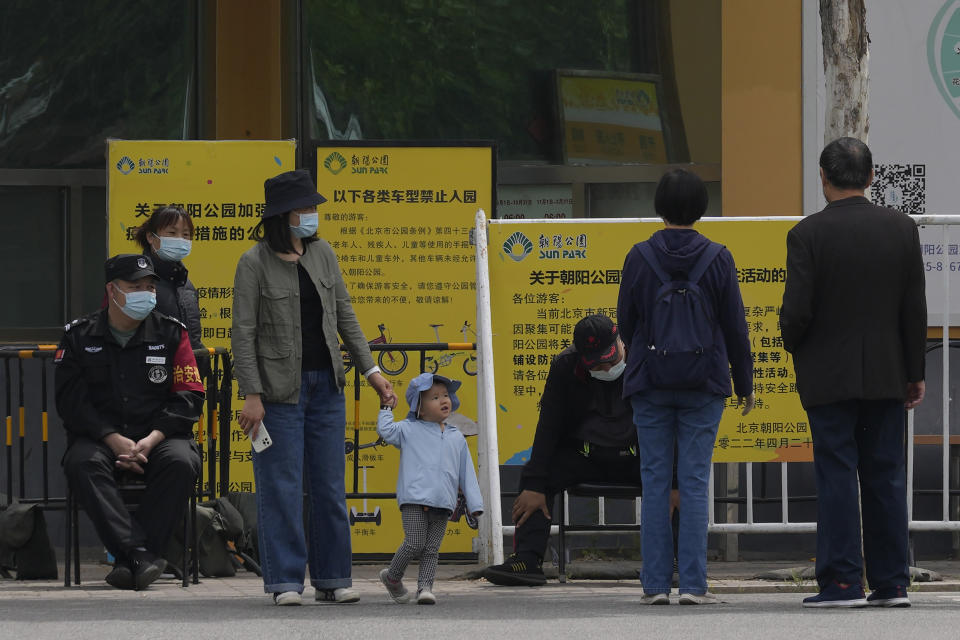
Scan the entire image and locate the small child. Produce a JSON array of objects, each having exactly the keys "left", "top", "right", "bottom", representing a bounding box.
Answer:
[{"left": 377, "top": 372, "right": 484, "bottom": 605}]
